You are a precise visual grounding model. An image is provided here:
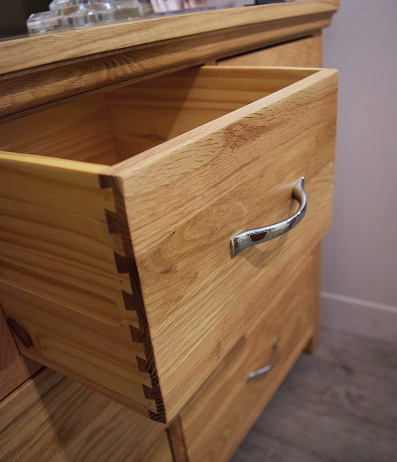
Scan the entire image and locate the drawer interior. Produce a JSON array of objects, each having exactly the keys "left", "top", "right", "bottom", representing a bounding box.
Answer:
[{"left": 0, "top": 67, "right": 316, "bottom": 164}]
